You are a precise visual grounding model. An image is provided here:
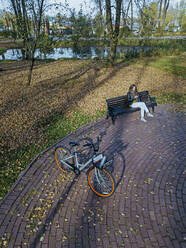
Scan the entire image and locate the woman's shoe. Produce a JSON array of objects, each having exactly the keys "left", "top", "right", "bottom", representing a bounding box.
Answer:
[
  {"left": 147, "top": 113, "right": 154, "bottom": 117},
  {"left": 141, "top": 117, "right": 147, "bottom": 123}
]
